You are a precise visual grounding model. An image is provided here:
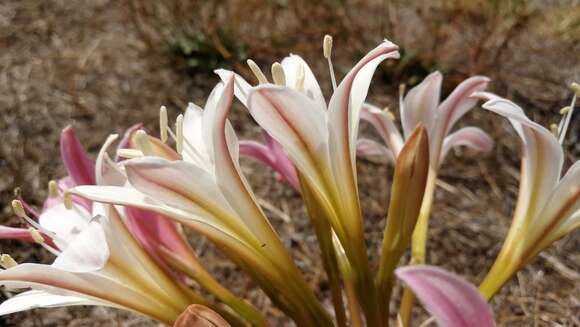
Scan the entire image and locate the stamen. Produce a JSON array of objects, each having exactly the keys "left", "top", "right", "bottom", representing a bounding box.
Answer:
[
  {"left": 0, "top": 254, "right": 17, "bottom": 269},
  {"left": 11, "top": 199, "right": 26, "bottom": 219},
  {"left": 29, "top": 228, "right": 60, "bottom": 256},
  {"left": 383, "top": 107, "right": 396, "bottom": 121},
  {"left": 160, "top": 106, "right": 168, "bottom": 143},
  {"left": 550, "top": 123, "right": 559, "bottom": 137},
  {"left": 63, "top": 192, "right": 73, "bottom": 210},
  {"left": 247, "top": 59, "right": 269, "bottom": 84},
  {"left": 117, "top": 148, "right": 144, "bottom": 159},
  {"left": 134, "top": 130, "right": 154, "bottom": 156},
  {"left": 48, "top": 180, "right": 59, "bottom": 198},
  {"left": 175, "top": 114, "right": 184, "bottom": 155},
  {"left": 295, "top": 63, "right": 305, "bottom": 92},
  {"left": 558, "top": 91, "right": 577, "bottom": 145},
  {"left": 560, "top": 106, "right": 571, "bottom": 115},
  {"left": 571, "top": 82, "right": 580, "bottom": 97},
  {"left": 271, "top": 62, "right": 286, "bottom": 86},
  {"left": 323, "top": 34, "right": 337, "bottom": 90}
]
